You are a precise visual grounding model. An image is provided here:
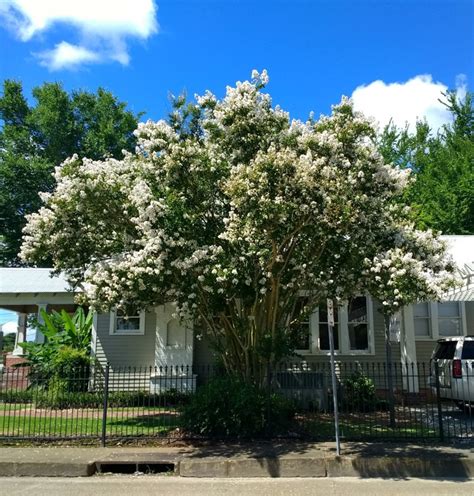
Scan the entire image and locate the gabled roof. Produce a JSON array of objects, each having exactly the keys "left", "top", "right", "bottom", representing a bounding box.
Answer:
[{"left": 0, "top": 268, "right": 73, "bottom": 294}]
